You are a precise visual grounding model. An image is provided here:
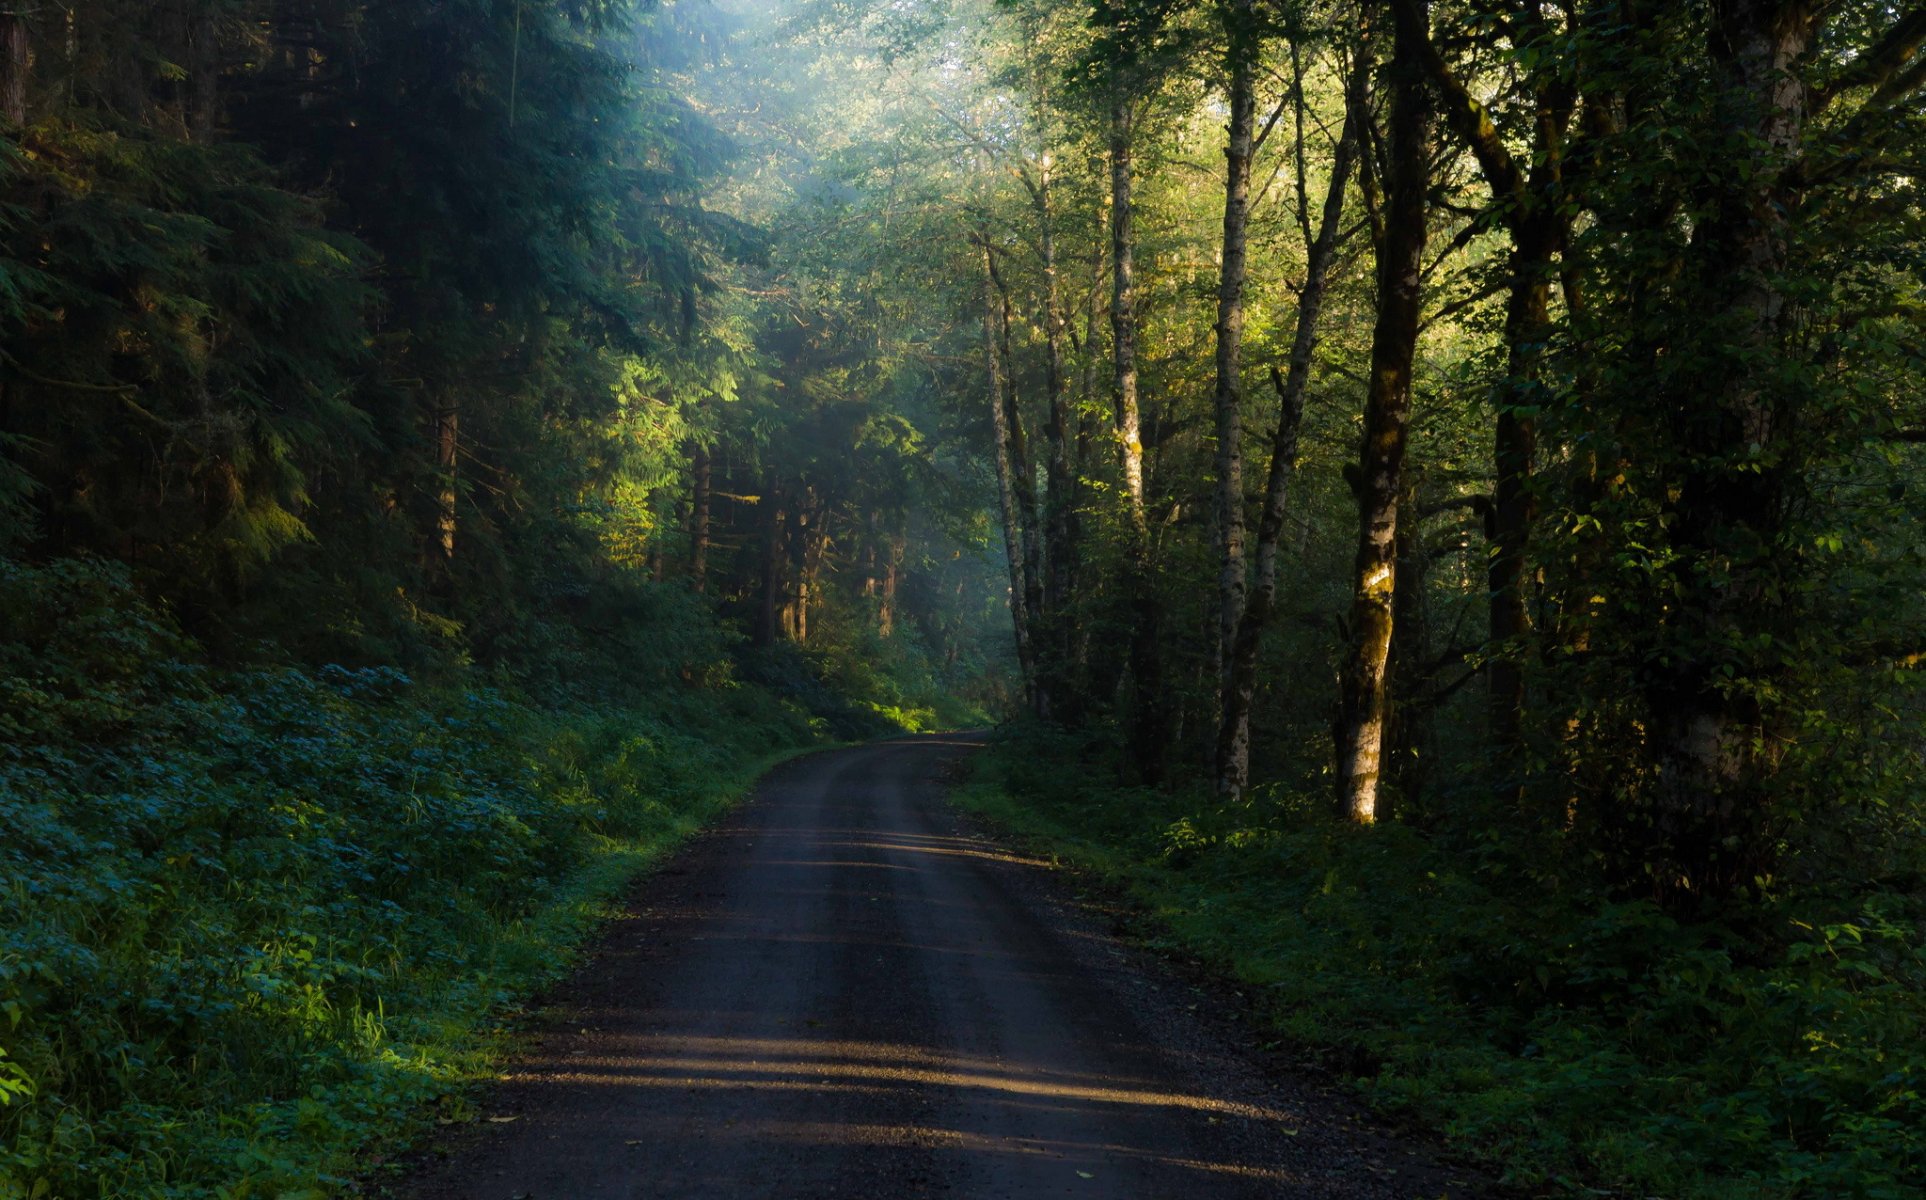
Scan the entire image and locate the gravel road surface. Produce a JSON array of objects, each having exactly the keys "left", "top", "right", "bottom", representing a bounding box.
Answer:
[{"left": 394, "top": 735, "right": 1487, "bottom": 1199}]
